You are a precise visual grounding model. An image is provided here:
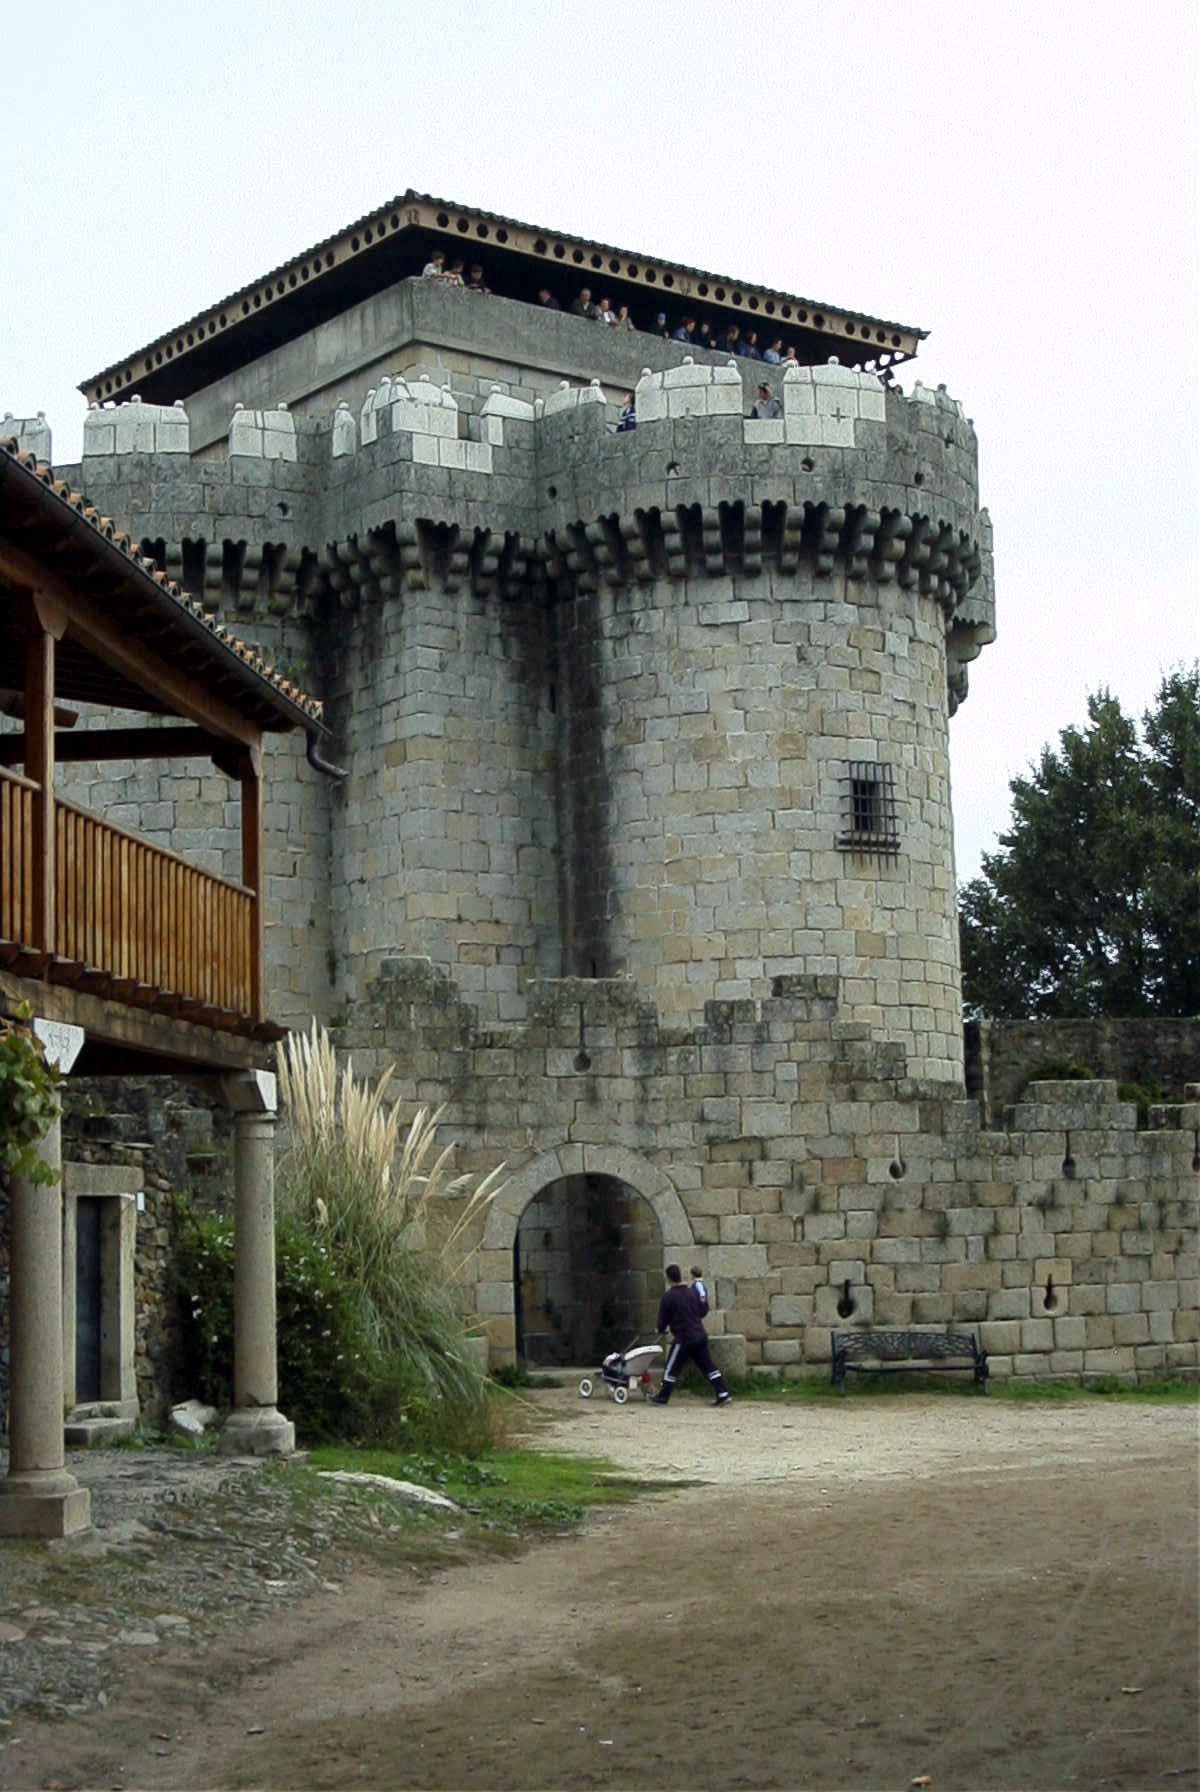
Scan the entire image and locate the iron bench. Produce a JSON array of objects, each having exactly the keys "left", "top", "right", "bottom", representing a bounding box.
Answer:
[{"left": 830, "top": 1328, "right": 989, "bottom": 1392}]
